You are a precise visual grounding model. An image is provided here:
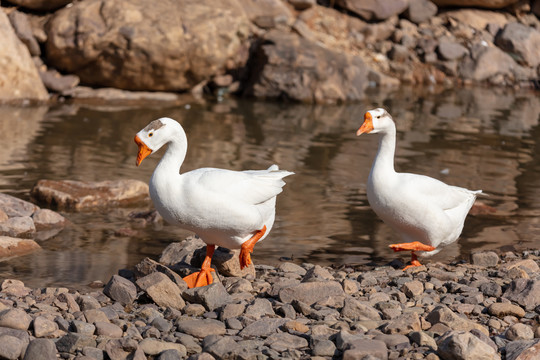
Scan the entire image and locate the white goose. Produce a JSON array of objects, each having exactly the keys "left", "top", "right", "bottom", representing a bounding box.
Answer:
[
  {"left": 135, "top": 117, "right": 293, "bottom": 288},
  {"left": 357, "top": 108, "right": 481, "bottom": 270}
]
